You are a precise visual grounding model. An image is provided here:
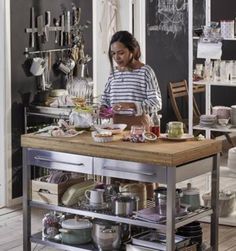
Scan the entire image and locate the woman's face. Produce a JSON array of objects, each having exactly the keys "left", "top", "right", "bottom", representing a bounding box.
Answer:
[{"left": 110, "top": 41, "right": 132, "bottom": 68}]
